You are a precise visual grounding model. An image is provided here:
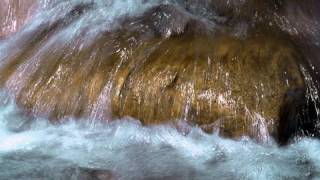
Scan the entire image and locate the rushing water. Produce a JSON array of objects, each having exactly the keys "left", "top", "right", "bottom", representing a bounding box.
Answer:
[
  {"left": 1, "top": 0, "right": 320, "bottom": 179},
  {"left": 0, "top": 98, "right": 320, "bottom": 180}
]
